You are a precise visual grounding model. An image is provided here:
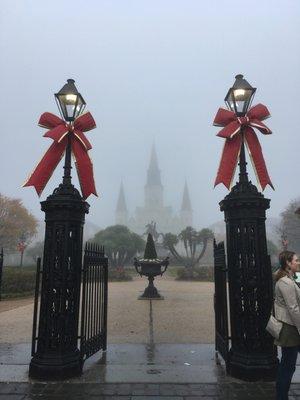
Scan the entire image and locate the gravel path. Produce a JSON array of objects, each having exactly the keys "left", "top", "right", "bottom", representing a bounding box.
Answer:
[{"left": 0, "top": 277, "right": 215, "bottom": 344}]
